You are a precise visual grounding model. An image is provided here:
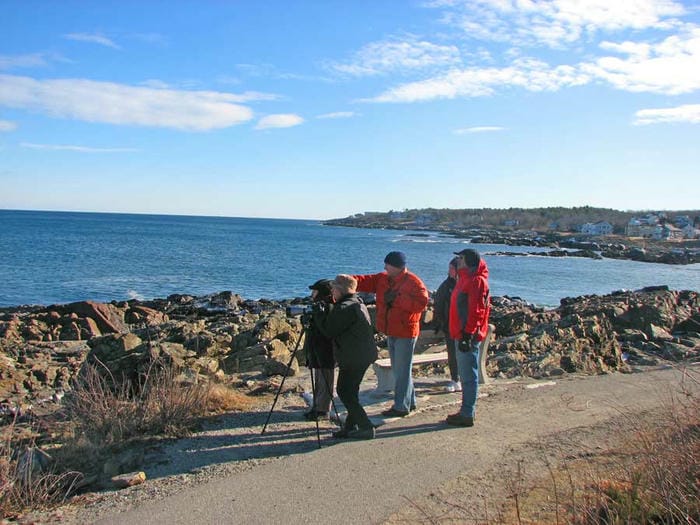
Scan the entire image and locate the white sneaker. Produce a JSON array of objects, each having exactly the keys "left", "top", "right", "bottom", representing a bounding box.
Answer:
[
  {"left": 301, "top": 392, "right": 314, "bottom": 407},
  {"left": 444, "top": 380, "right": 462, "bottom": 393}
]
